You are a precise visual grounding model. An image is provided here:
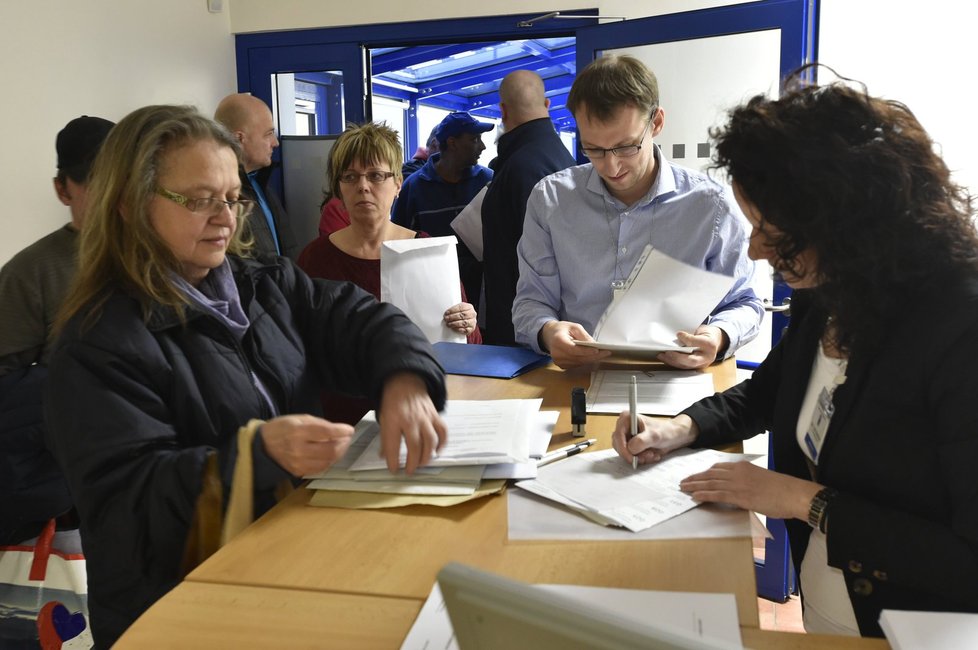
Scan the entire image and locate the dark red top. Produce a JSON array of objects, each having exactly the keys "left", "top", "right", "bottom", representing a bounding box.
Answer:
[{"left": 297, "top": 232, "right": 481, "bottom": 424}]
